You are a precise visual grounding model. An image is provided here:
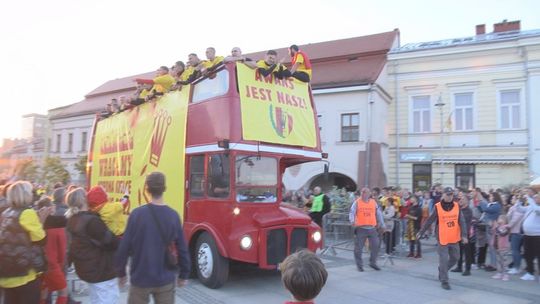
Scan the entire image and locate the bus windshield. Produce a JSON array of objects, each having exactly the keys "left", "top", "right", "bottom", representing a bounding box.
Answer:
[{"left": 235, "top": 155, "right": 277, "bottom": 203}]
